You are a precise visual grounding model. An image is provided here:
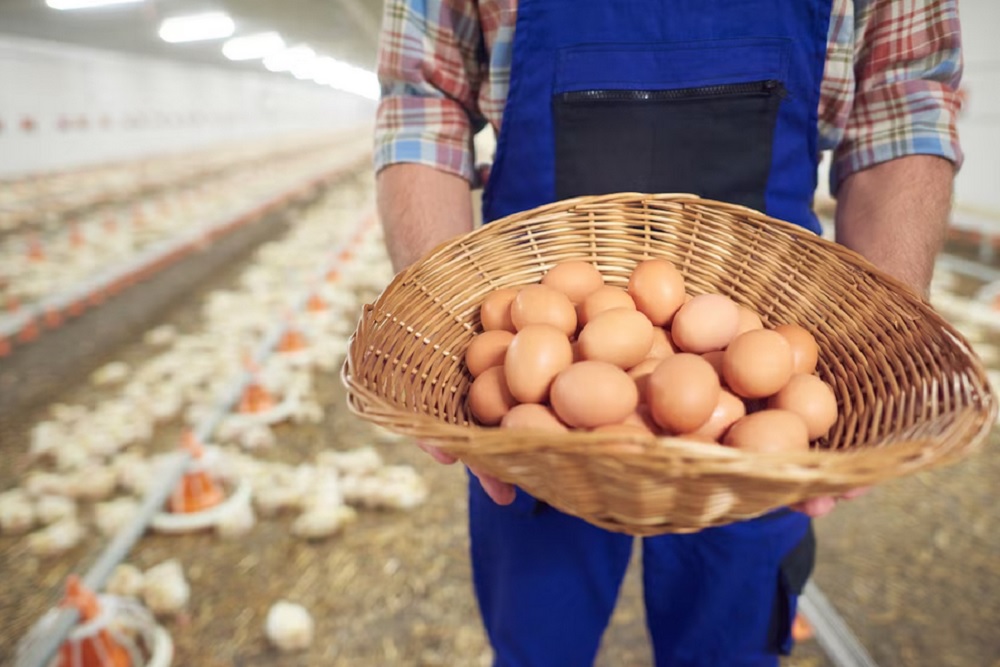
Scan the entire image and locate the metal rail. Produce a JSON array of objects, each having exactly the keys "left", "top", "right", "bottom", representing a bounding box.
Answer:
[
  {"left": 15, "top": 204, "right": 374, "bottom": 667},
  {"left": 800, "top": 582, "right": 880, "bottom": 667}
]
